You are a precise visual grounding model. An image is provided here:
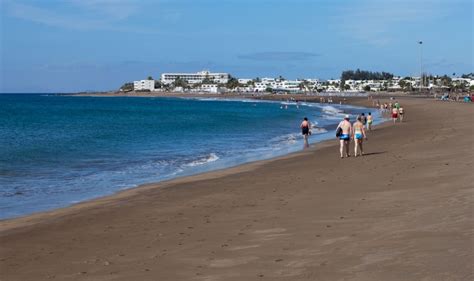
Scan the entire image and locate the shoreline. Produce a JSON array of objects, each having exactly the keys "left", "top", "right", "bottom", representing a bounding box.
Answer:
[
  {"left": 1, "top": 97, "right": 472, "bottom": 280},
  {"left": 0, "top": 135, "right": 333, "bottom": 231},
  {"left": 0, "top": 95, "right": 381, "bottom": 222}
]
